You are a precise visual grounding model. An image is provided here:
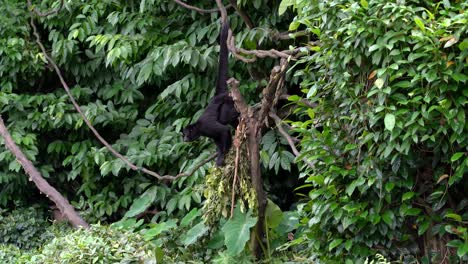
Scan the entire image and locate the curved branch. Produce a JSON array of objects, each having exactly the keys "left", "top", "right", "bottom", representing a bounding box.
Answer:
[
  {"left": 269, "top": 112, "right": 315, "bottom": 169},
  {"left": 174, "top": 0, "right": 231, "bottom": 14},
  {"left": 29, "top": 17, "right": 214, "bottom": 181},
  {"left": 27, "top": 0, "right": 64, "bottom": 17}
]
